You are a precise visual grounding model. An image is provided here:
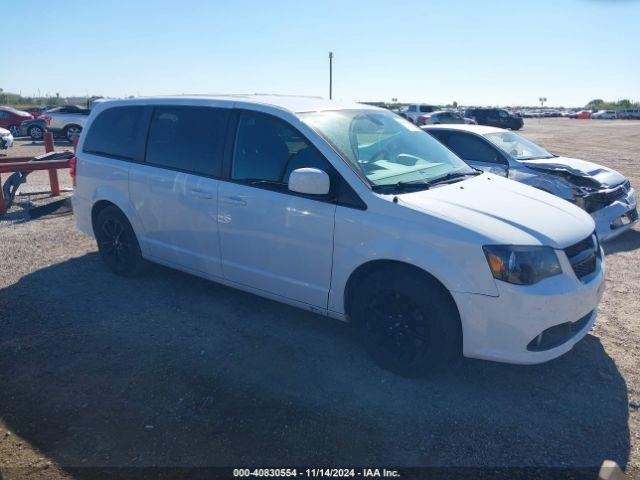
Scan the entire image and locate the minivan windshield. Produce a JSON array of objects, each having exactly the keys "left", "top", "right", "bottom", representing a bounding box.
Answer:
[
  {"left": 300, "top": 110, "right": 474, "bottom": 187},
  {"left": 484, "top": 131, "right": 554, "bottom": 161}
]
